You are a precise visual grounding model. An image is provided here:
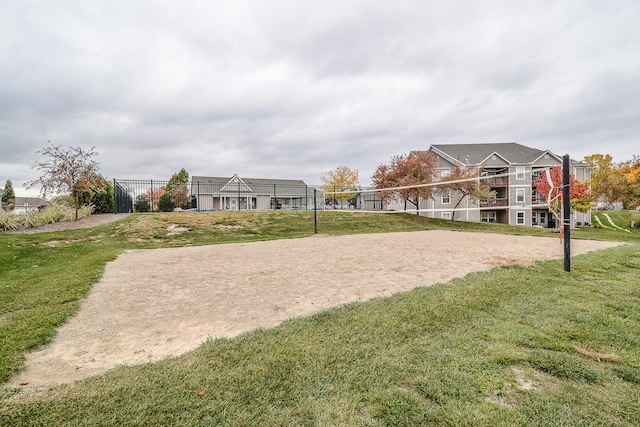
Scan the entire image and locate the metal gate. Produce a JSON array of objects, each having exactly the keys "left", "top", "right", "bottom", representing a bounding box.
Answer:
[{"left": 114, "top": 181, "right": 133, "bottom": 214}]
